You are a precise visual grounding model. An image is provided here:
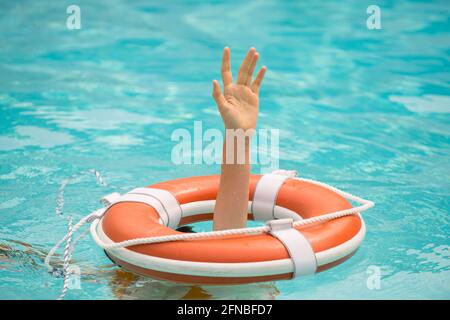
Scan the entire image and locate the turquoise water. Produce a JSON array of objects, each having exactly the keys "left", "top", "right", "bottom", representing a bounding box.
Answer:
[{"left": 1, "top": 0, "right": 449, "bottom": 299}]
